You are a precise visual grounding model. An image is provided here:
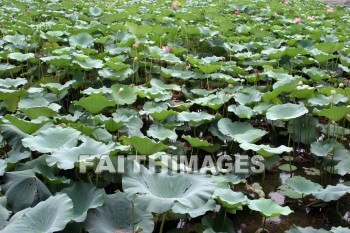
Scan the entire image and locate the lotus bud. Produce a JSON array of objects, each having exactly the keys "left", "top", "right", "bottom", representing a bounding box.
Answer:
[
  {"left": 339, "top": 83, "right": 344, "bottom": 88},
  {"left": 330, "top": 90, "right": 336, "bottom": 95},
  {"left": 118, "top": 87, "right": 124, "bottom": 94},
  {"left": 228, "top": 84, "right": 234, "bottom": 88}
]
